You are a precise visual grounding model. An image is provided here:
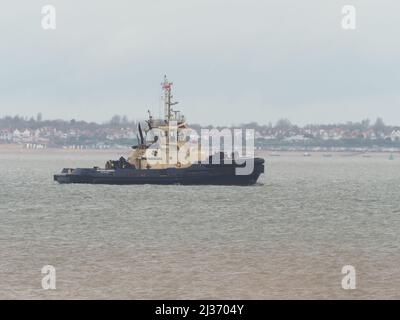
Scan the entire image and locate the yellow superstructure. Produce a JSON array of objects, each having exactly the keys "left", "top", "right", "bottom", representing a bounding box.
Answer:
[{"left": 127, "top": 76, "right": 207, "bottom": 170}]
